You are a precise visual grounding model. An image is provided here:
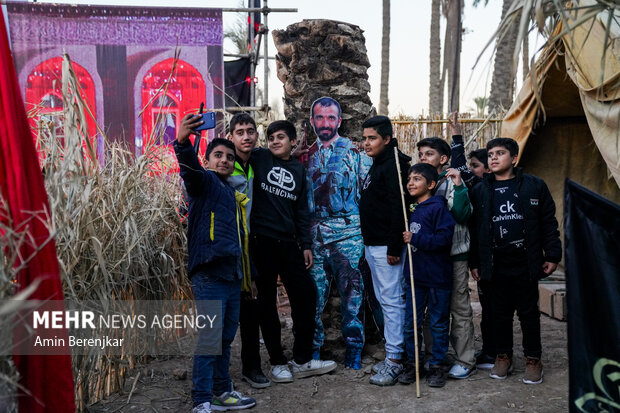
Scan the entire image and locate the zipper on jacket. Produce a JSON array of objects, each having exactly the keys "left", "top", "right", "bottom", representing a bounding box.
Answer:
[{"left": 210, "top": 212, "right": 215, "bottom": 241}]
